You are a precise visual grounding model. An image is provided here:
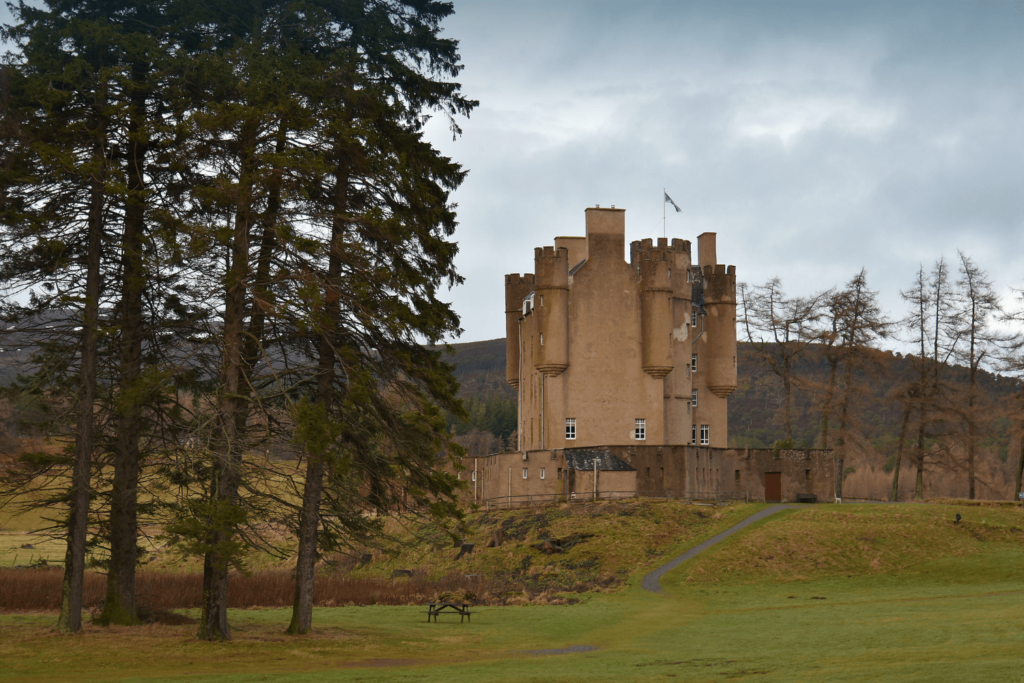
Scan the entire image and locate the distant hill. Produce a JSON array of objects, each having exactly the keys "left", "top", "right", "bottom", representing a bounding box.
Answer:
[{"left": 444, "top": 338, "right": 1023, "bottom": 500}]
